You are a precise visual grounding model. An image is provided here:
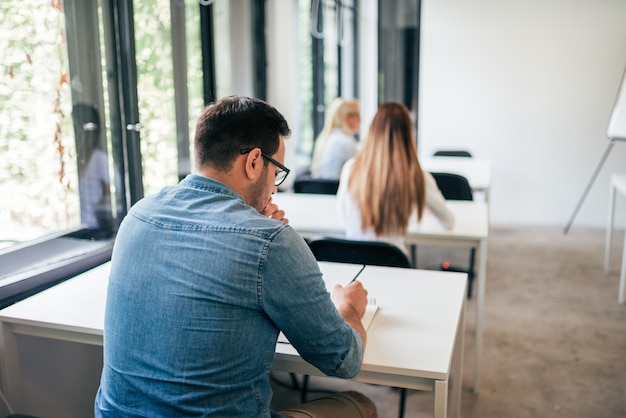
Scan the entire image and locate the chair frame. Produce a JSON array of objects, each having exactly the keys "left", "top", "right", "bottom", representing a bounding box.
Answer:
[
  {"left": 292, "top": 173, "right": 339, "bottom": 195},
  {"left": 430, "top": 172, "right": 476, "bottom": 298},
  {"left": 430, "top": 172, "right": 473, "bottom": 201},
  {"left": 308, "top": 237, "right": 411, "bottom": 268},
  {"left": 433, "top": 150, "right": 472, "bottom": 158}
]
